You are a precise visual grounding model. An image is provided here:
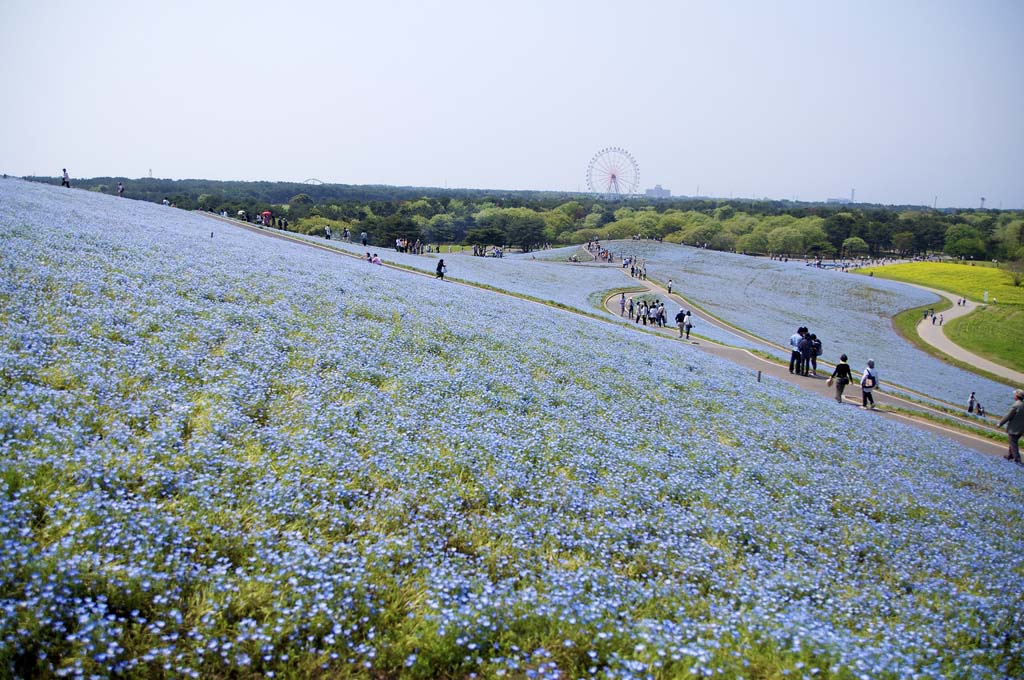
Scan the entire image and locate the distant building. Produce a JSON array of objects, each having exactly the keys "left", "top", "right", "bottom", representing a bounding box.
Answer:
[
  {"left": 826, "top": 197, "right": 851, "bottom": 205},
  {"left": 645, "top": 184, "right": 671, "bottom": 198}
]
